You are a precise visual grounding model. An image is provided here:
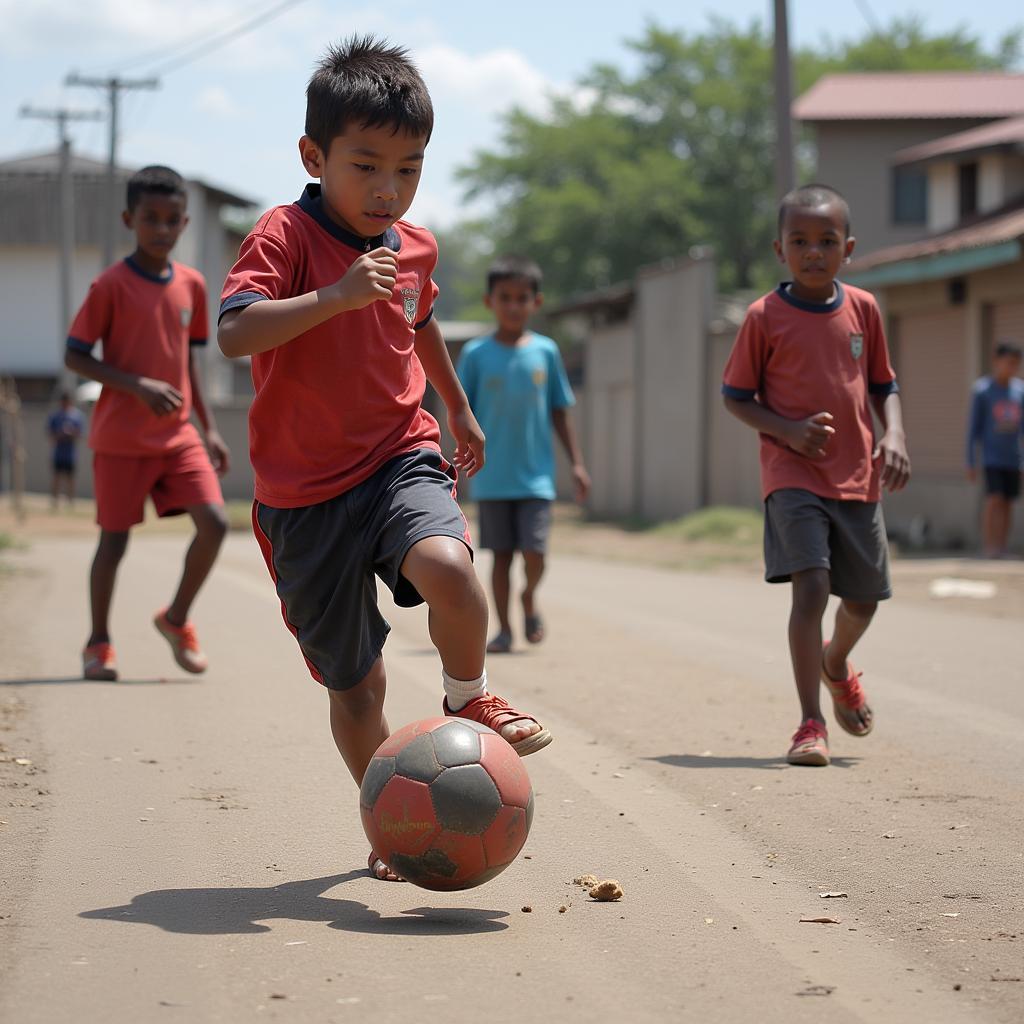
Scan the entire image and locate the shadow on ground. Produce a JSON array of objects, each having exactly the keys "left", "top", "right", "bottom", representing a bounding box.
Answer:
[
  {"left": 0, "top": 676, "right": 196, "bottom": 687},
  {"left": 80, "top": 872, "right": 510, "bottom": 936},
  {"left": 645, "top": 753, "right": 861, "bottom": 770}
]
